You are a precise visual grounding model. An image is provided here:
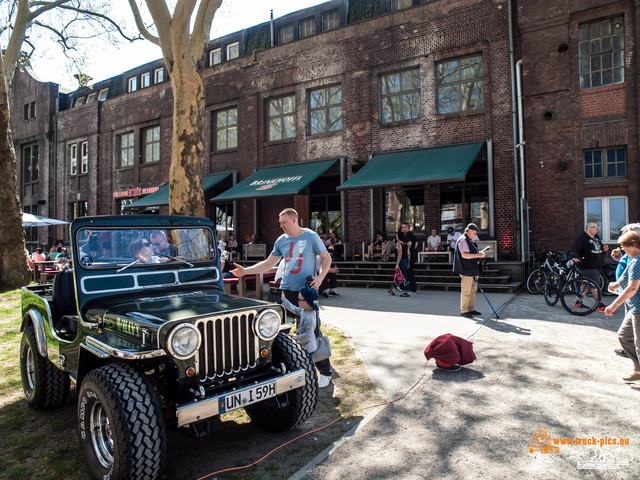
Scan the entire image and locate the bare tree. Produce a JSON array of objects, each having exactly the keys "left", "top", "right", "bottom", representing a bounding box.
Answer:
[
  {"left": 127, "top": 0, "right": 222, "bottom": 217},
  {"left": 0, "top": 0, "right": 136, "bottom": 289}
]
